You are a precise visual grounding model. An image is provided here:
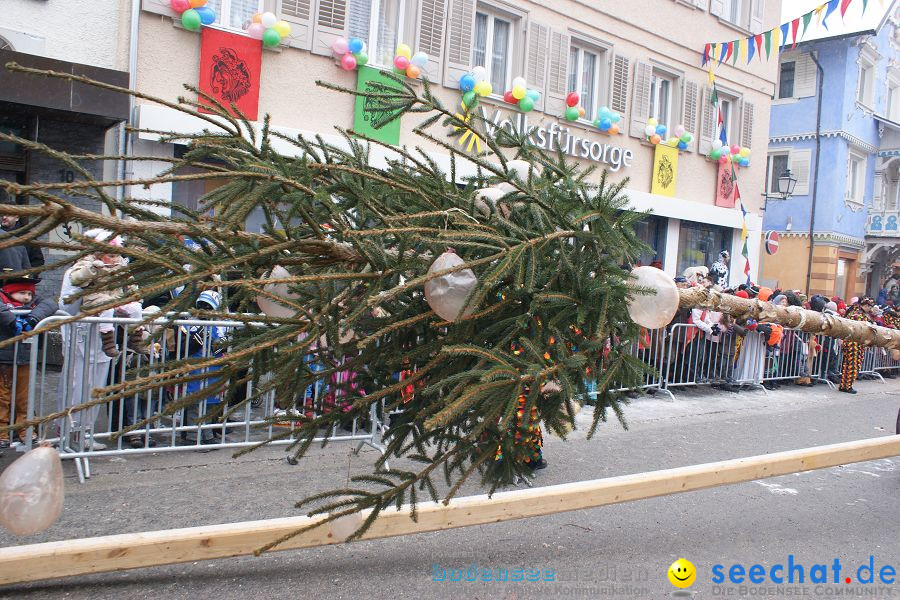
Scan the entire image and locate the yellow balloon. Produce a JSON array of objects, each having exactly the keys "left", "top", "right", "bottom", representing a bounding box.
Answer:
[
  {"left": 479, "top": 82, "right": 493, "bottom": 97},
  {"left": 648, "top": 117, "right": 658, "bottom": 127},
  {"left": 396, "top": 44, "right": 412, "bottom": 59},
  {"left": 274, "top": 20, "right": 292, "bottom": 37},
  {"left": 739, "top": 147, "right": 750, "bottom": 158},
  {"left": 511, "top": 85, "right": 526, "bottom": 100}
]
